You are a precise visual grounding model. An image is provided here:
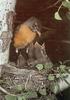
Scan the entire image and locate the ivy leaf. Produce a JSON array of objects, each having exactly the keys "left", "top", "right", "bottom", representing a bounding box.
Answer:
[
  {"left": 56, "top": 74, "right": 60, "bottom": 78},
  {"left": 48, "top": 74, "right": 55, "bottom": 81},
  {"left": 39, "top": 88, "right": 47, "bottom": 96},
  {"left": 50, "top": 82, "right": 60, "bottom": 94},
  {"left": 47, "top": 95, "right": 57, "bottom": 100},
  {"left": 17, "top": 96, "right": 23, "bottom": 100},
  {"left": 59, "top": 65, "right": 66, "bottom": 73},
  {"left": 15, "top": 85, "right": 23, "bottom": 92},
  {"left": 62, "top": 0, "right": 70, "bottom": 9},
  {"left": 17, "top": 91, "right": 37, "bottom": 100},
  {"left": 21, "top": 96, "right": 26, "bottom": 100},
  {"left": 35, "top": 64, "right": 44, "bottom": 70},
  {"left": 5, "top": 95, "right": 17, "bottom": 100},
  {"left": 21, "top": 91, "right": 37, "bottom": 99},
  {"left": 44, "top": 63, "right": 53, "bottom": 70},
  {"left": 17, "top": 96, "right": 26, "bottom": 100},
  {"left": 54, "top": 12, "right": 62, "bottom": 20}
]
